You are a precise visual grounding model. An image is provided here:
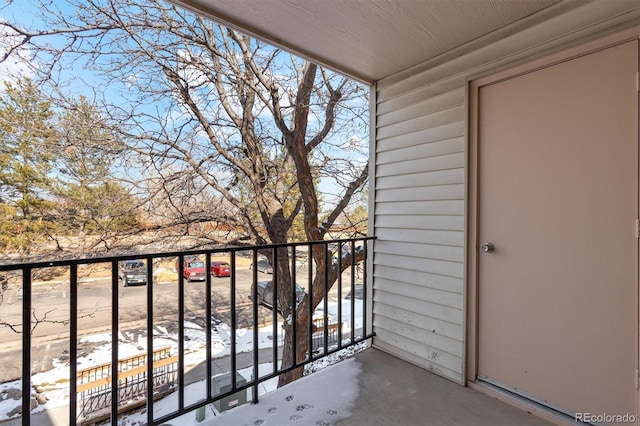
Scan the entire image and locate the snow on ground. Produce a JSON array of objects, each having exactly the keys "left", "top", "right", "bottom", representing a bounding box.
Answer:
[
  {"left": 0, "top": 321, "right": 284, "bottom": 421},
  {"left": 0, "top": 299, "right": 364, "bottom": 423},
  {"left": 198, "top": 357, "right": 361, "bottom": 426},
  {"left": 120, "top": 345, "right": 365, "bottom": 426}
]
